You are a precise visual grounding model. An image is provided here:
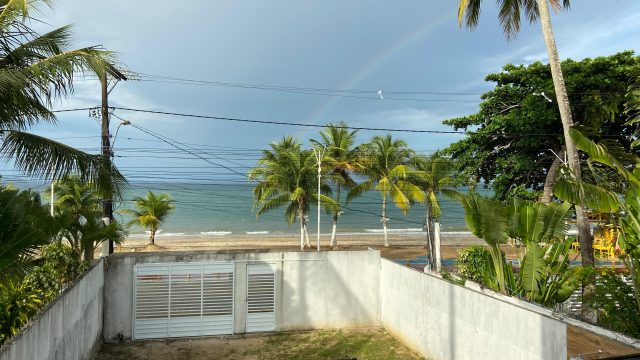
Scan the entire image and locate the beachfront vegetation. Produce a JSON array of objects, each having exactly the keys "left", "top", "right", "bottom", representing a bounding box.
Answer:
[
  {"left": 122, "top": 191, "right": 175, "bottom": 246},
  {"left": 0, "top": 0, "right": 126, "bottom": 197},
  {"left": 249, "top": 137, "right": 337, "bottom": 250},
  {"left": 347, "top": 135, "right": 425, "bottom": 247},
  {"left": 311, "top": 122, "right": 363, "bottom": 248}
]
